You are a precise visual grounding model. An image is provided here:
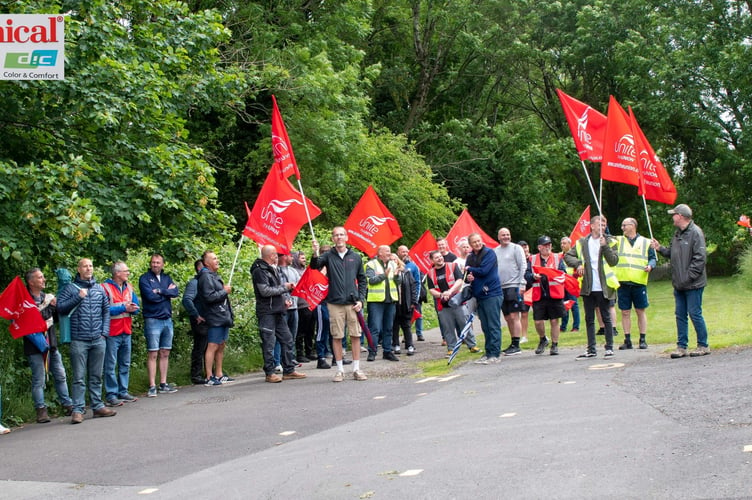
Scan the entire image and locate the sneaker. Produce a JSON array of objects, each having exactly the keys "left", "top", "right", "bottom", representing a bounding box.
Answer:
[
  {"left": 158, "top": 383, "right": 178, "bottom": 394},
  {"left": 383, "top": 352, "right": 399, "bottom": 362},
  {"left": 265, "top": 374, "right": 282, "bottom": 383},
  {"left": 639, "top": 339, "right": 648, "bottom": 350},
  {"left": 619, "top": 341, "right": 633, "bottom": 350},
  {"left": 204, "top": 376, "right": 222, "bottom": 386},
  {"left": 407, "top": 346, "right": 415, "bottom": 356},
  {"left": 469, "top": 346, "right": 481, "bottom": 353},
  {"left": 604, "top": 349, "right": 614, "bottom": 359},
  {"left": 297, "top": 356, "right": 311, "bottom": 363},
  {"left": 689, "top": 345, "right": 710, "bottom": 357},
  {"left": 119, "top": 393, "right": 138, "bottom": 403},
  {"left": 502, "top": 345, "right": 521, "bottom": 356},
  {"left": 274, "top": 365, "right": 283, "bottom": 373},
  {"left": 218, "top": 375, "right": 235, "bottom": 384},
  {"left": 487, "top": 356, "right": 501, "bottom": 364},
  {"left": 317, "top": 358, "right": 331, "bottom": 369},
  {"left": 534, "top": 337, "right": 549, "bottom": 355},
  {"left": 393, "top": 345, "right": 401, "bottom": 354},
  {"left": 0, "top": 423, "right": 10, "bottom": 434},
  {"left": 333, "top": 371, "right": 345, "bottom": 383},
  {"left": 670, "top": 347, "right": 688, "bottom": 359},
  {"left": 366, "top": 352, "right": 376, "bottom": 362},
  {"left": 474, "top": 356, "right": 489, "bottom": 365},
  {"left": 520, "top": 336, "right": 528, "bottom": 344},
  {"left": 105, "top": 398, "right": 124, "bottom": 407},
  {"left": 147, "top": 385, "right": 157, "bottom": 397},
  {"left": 342, "top": 359, "right": 353, "bottom": 365},
  {"left": 550, "top": 344, "right": 559, "bottom": 356},
  {"left": 353, "top": 370, "right": 368, "bottom": 381},
  {"left": 445, "top": 350, "right": 453, "bottom": 358},
  {"left": 576, "top": 351, "right": 597, "bottom": 360},
  {"left": 192, "top": 377, "right": 207, "bottom": 385},
  {"left": 283, "top": 371, "right": 307, "bottom": 380},
  {"left": 417, "top": 334, "right": 425, "bottom": 341}
]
